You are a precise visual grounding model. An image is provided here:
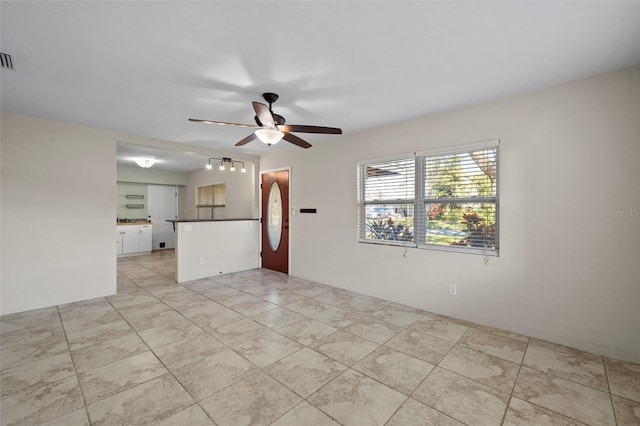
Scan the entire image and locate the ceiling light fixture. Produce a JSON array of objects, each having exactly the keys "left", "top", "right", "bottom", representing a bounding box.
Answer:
[
  {"left": 255, "top": 128, "right": 284, "bottom": 146},
  {"left": 206, "top": 157, "right": 246, "bottom": 173},
  {"left": 134, "top": 158, "right": 156, "bottom": 168}
]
